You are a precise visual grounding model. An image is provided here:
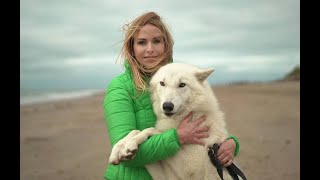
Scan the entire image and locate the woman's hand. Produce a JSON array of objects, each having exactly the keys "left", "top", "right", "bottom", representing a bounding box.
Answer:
[
  {"left": 217, "top": 139, "right": 236, "bottom": 167},
  {"left": 177, "top": 112, "right": 209, "bottom": 146}
]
